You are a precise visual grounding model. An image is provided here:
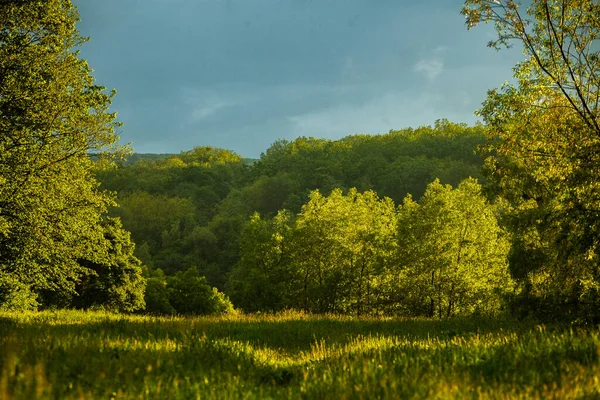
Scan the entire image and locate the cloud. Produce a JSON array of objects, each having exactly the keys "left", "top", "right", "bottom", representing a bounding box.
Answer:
[
  {"left": 286, "top": 90, "right": 455, "bottom": 140},
  {"left": 172, "top": 80, "right": 481, "bottom": 157},
  {"left": 190, "top": 101, "right": 235, "bottom": 121},
  {"left": 181, "top": 82, "right": 360, "bottom": 128},
  {"left": 414, "top": 59, "right": 444, "bottom": 82},
  {"left": 181, "top": 88, "right": 256, "bottom": 123},
  {"left": 413, "top": 46, "right": 450, "bottom": 82}
]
